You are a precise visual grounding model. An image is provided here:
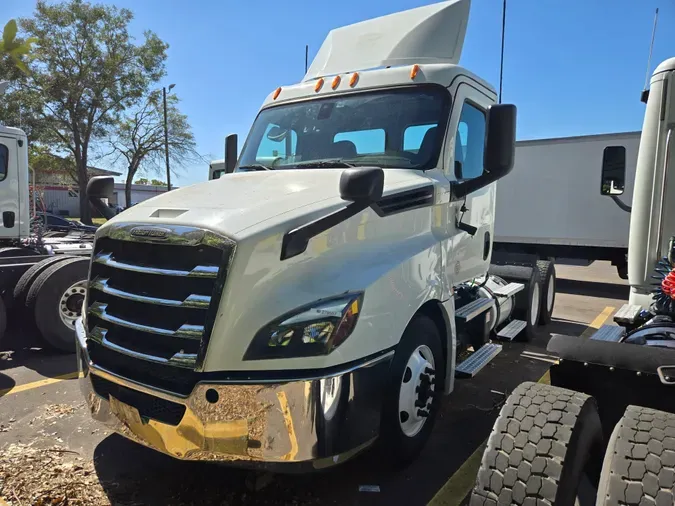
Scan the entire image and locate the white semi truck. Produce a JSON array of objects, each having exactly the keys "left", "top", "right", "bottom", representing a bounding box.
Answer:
[
  {"left": 76, "top": 0, "right": 547, "bottom": 469},
  {"left": 471, "top": 57, "right": 675, "bottom": 505},
  {"left": 0, "top": 123, "right": 93, "bottom": 350}
]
